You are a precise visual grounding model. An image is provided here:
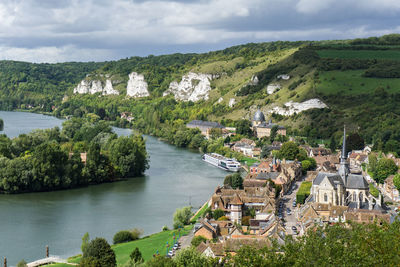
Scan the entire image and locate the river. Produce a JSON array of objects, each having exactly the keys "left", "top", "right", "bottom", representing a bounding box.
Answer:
[{"left": 0, "top": 111, "right": 226, "bottom": 265}]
